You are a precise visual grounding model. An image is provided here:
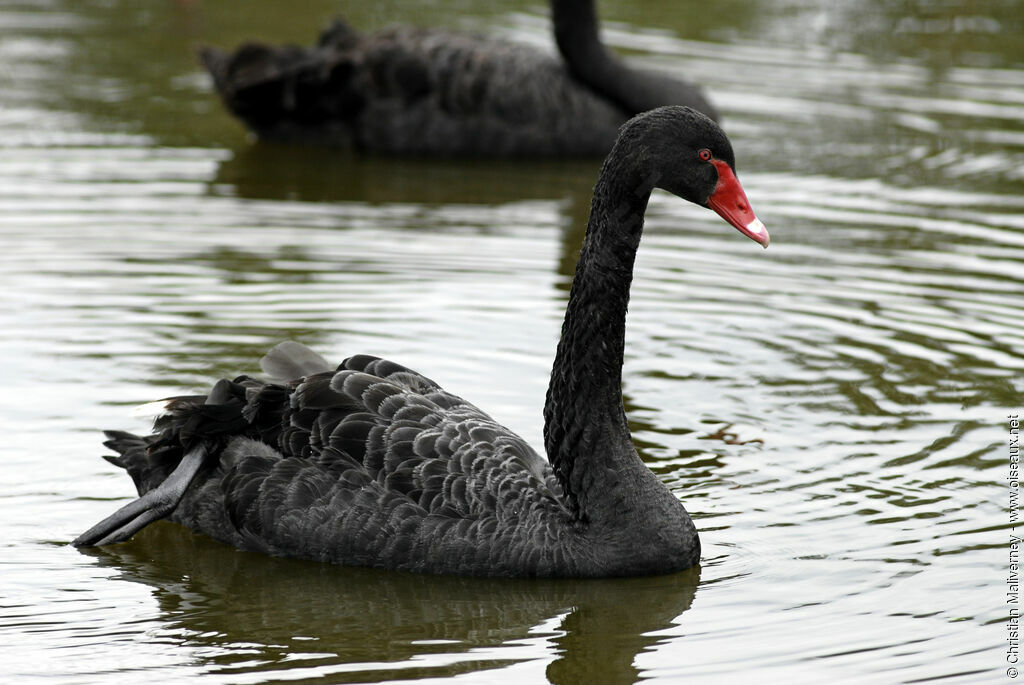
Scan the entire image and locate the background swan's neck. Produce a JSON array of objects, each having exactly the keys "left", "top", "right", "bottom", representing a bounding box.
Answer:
[
  {"left": 543, "top": 149, "right": 656, "bottom": 521},
  {"left": 553, "top": 0, "right": 633, "bottom": 112},
  {"left": 552, "top": 0, "right": 719, "bottom": 120}
]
